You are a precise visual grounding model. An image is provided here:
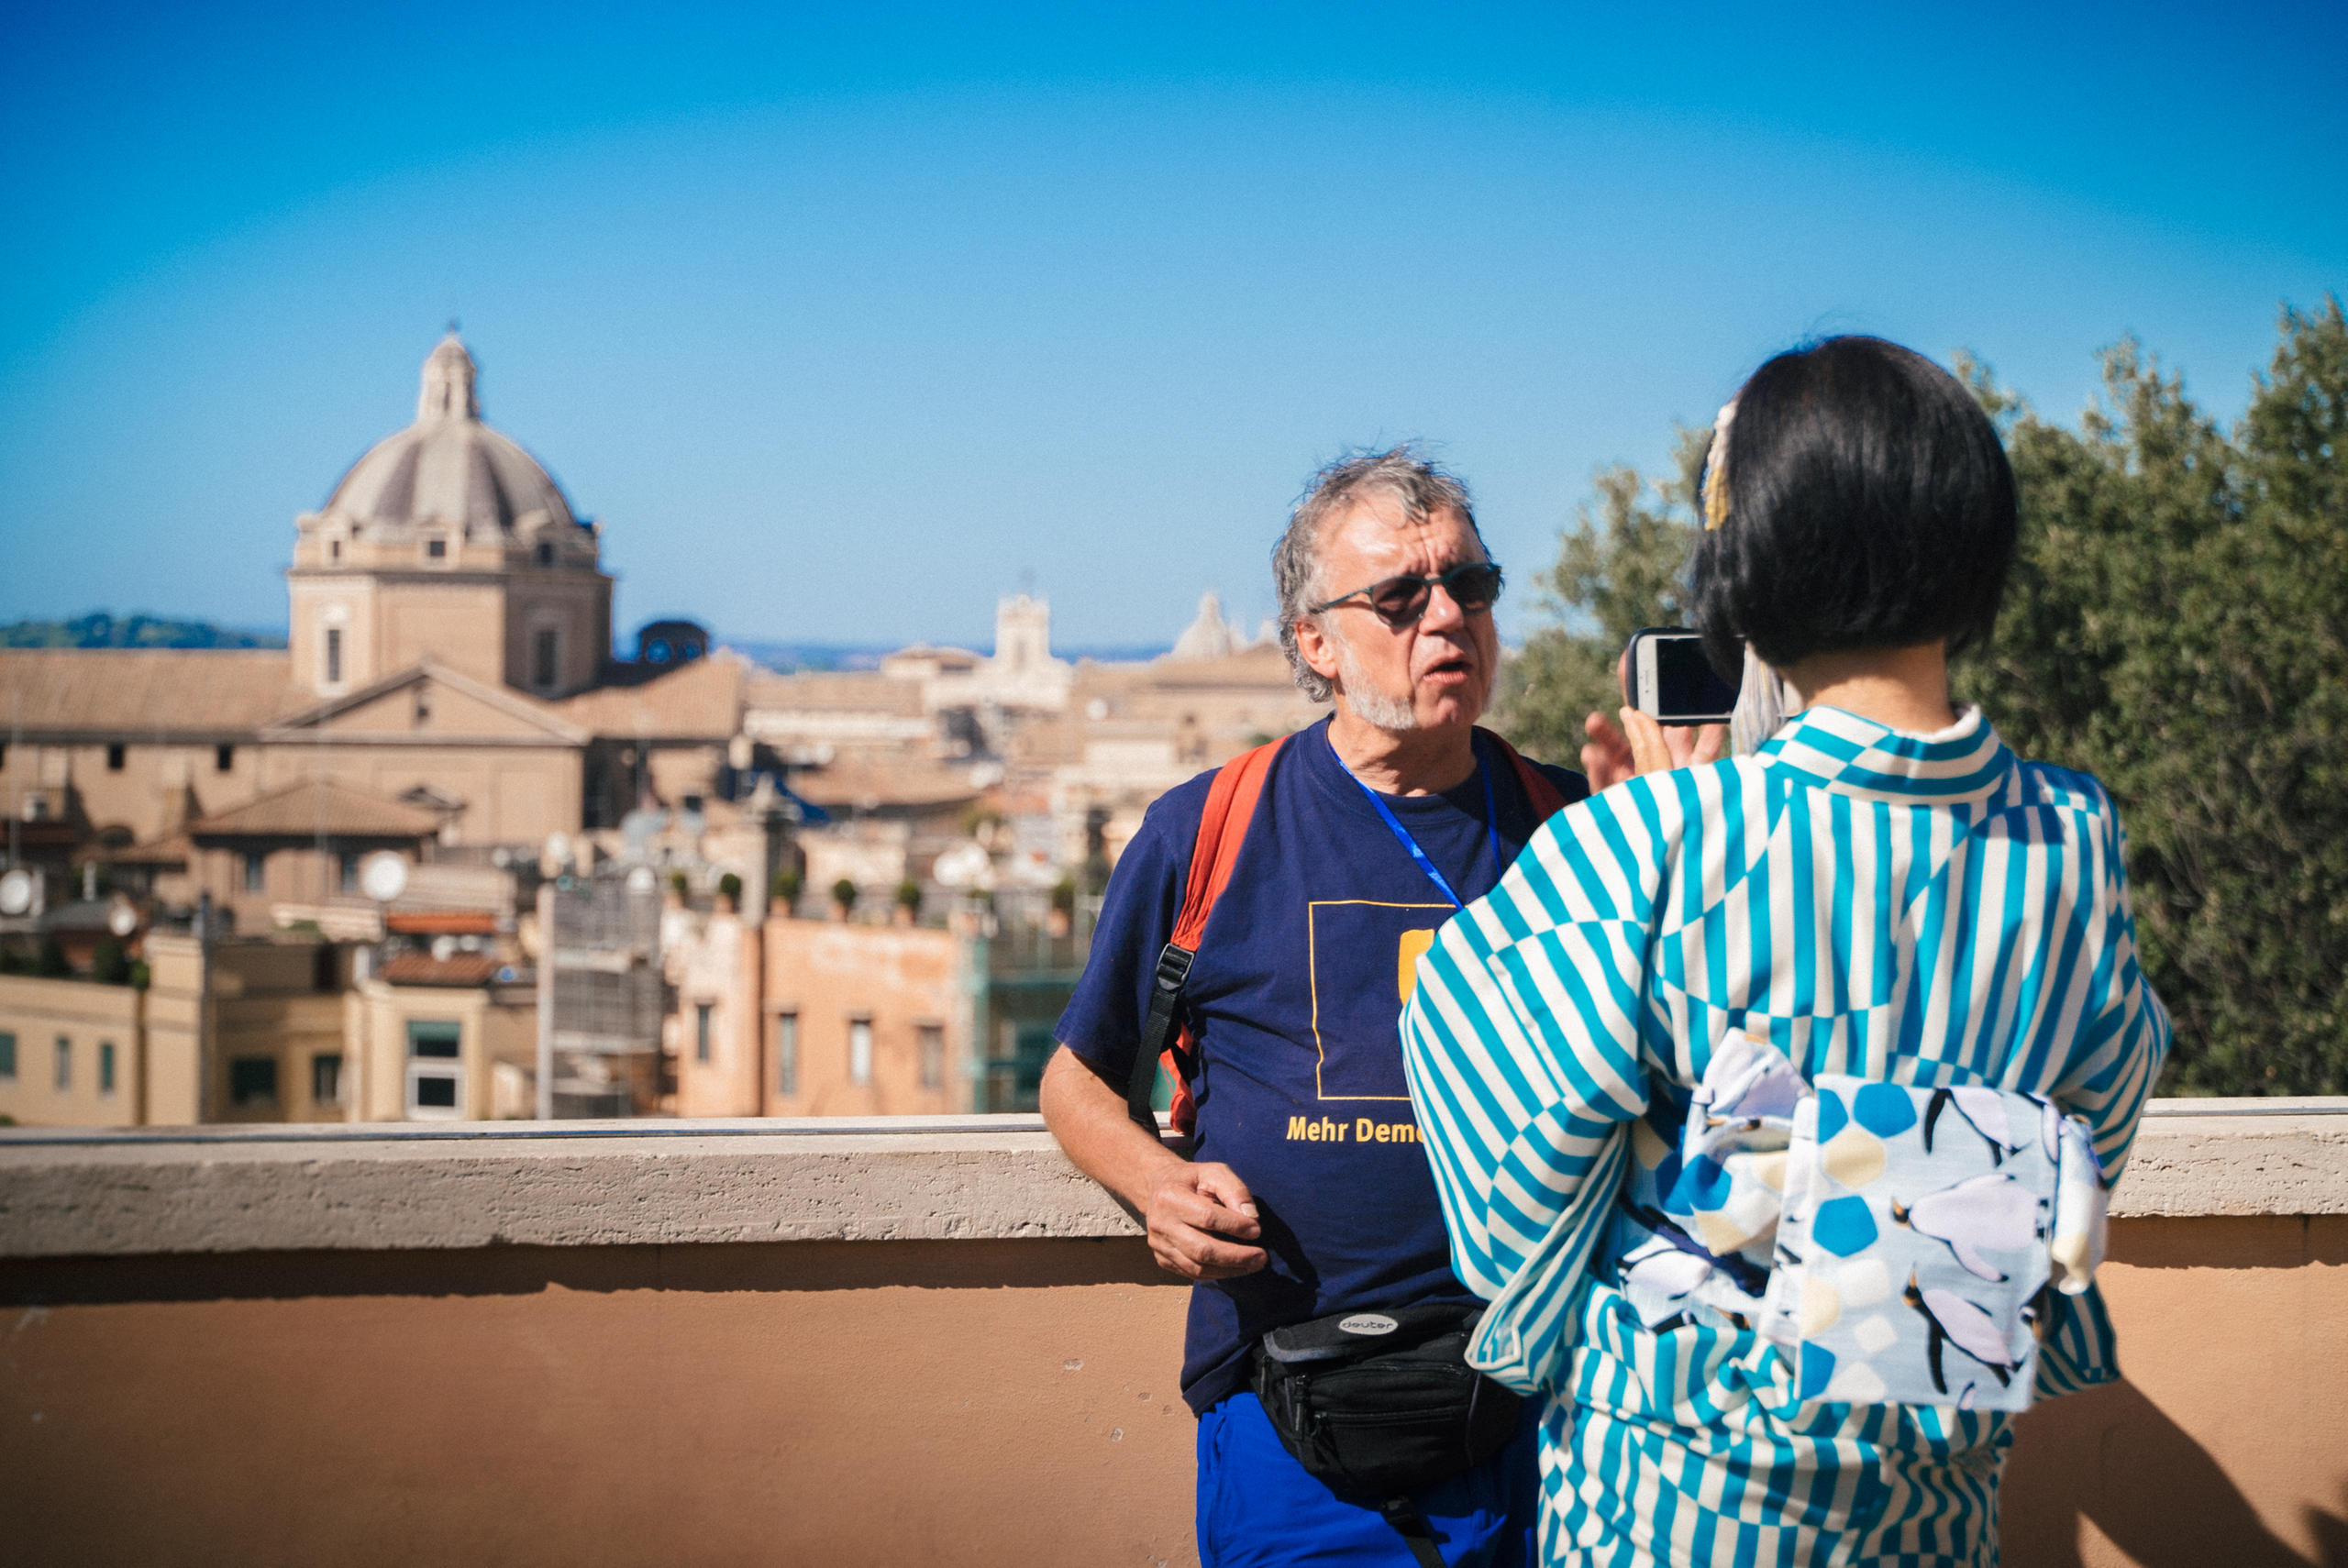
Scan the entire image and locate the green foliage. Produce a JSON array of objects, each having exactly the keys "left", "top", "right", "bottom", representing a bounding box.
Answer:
[
  {"left": 1955, "top": 297, "right": 2348, "bottom": 1095},
  {"left": 832, "top": 877, "right": 859, "bottom": 911},
  {"left": 771, "top": 867, "right": 803, "bottom": 904},
  {"left": 1503, "top": 299, "right": 2348, "bottom": 1096},
  {"left": 1491, "top": 426, "right": 1711, "bottom": 760},
  {"left": 895, "top": 878, "right": 924, "bottom": 913},
  {"left": 716, "top": 871, "right": 744, "bottom": 904},
  {"left": 667, "top": 868, "right": 690, "bottom": 899},
  {"left": 91, "top": 938, "right": 130, "bottom": 986},
  {"left": 1050, "top": 875, "right": 1078, "bottom": 916},
  {"left": 36, "top": 934, "right": 71, "bottom": 977},
  {"left": 0, "top": 612, "right": 283, "bottom": 649}
]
